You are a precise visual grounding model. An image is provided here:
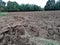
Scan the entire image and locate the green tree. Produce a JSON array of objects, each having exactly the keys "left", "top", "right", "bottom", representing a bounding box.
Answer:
[
  {"left": 7, "top": 1, "right": 19, "bottom": 12},
  {"left": 44, "top": 0, "right": 55, "bottom": 10},
  {"left": 0, "top": 0, "right": 6, "bottom": 12},
  {"left": 19, "top": 4, "right": 43, "bottom": 11},
  {"left": 19, "top": 4, "right": 30, "bottom": 11},
  {"left": 54, "top": 1, "right": 60, "bottom": 10},
  {"left": 34, "top": 5, "right": 42, "bottom": 11}
]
